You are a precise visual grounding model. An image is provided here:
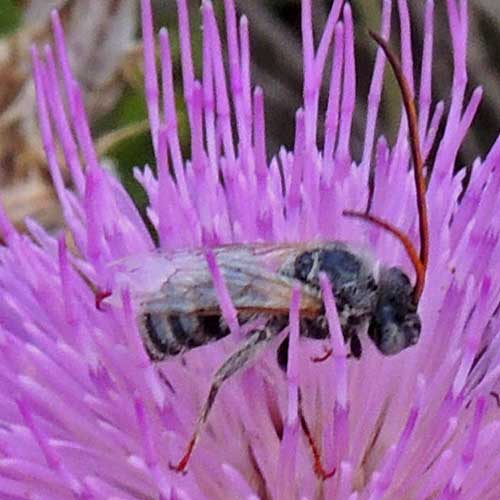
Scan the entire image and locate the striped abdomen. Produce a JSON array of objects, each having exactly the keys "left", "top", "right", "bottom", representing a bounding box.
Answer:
[{"left": 140, "top": 313, "right": 231, "bottom": 360}]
